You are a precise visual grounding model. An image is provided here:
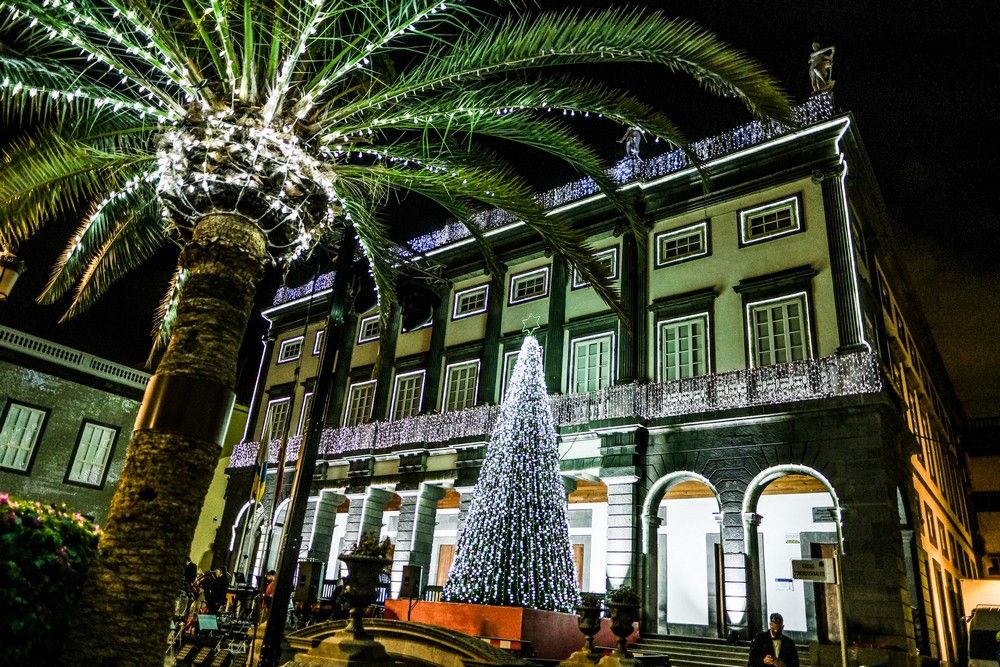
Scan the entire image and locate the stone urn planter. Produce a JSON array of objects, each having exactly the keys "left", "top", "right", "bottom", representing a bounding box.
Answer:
[
  {"left": 560, "top": 595, "right": 603, "bottom": 665},
  {"left": 595, "top": 586, "right": 640, "bottom": 666},
  {"left": 293, "top": 534, "right": 400, "bottom": 666}
]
